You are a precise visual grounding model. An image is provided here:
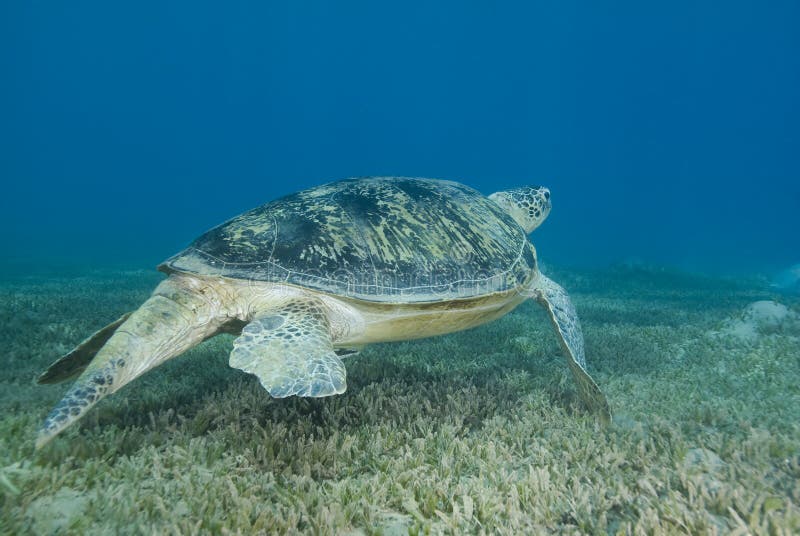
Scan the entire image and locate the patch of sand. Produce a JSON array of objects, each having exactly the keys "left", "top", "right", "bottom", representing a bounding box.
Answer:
[
  {"left": 712, "top": 300, "right": 800, "bottom": 342},
  {"left": 26, "top": 487, "right": 91, "bottom": 535}
]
